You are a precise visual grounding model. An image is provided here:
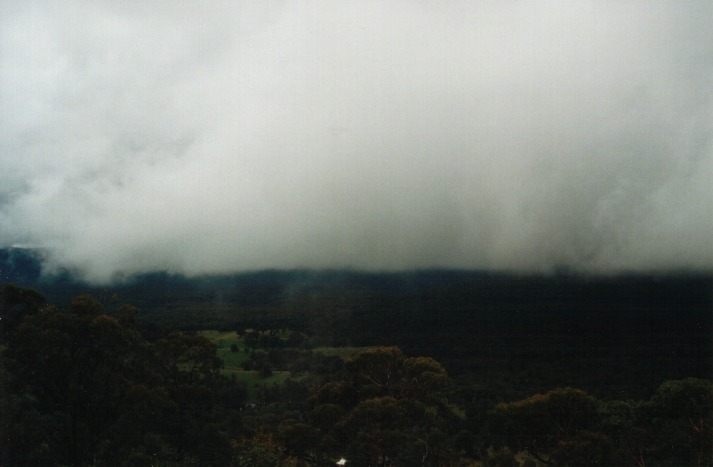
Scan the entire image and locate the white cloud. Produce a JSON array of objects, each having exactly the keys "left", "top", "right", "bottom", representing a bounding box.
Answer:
[{"left": 1, "top": 1, "right": 712, "bottom": 282}]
